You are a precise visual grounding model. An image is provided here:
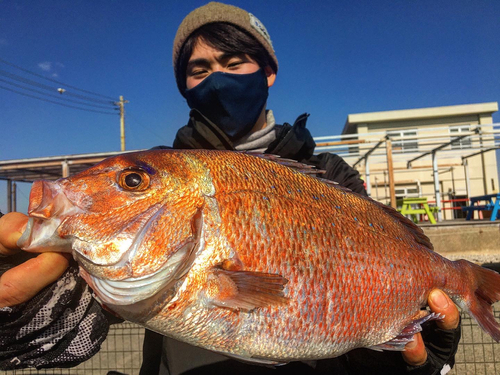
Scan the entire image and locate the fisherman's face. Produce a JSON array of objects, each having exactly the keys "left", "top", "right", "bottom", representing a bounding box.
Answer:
[{"left": 185, "top": 40, "right": 275, "bottom": 90}]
